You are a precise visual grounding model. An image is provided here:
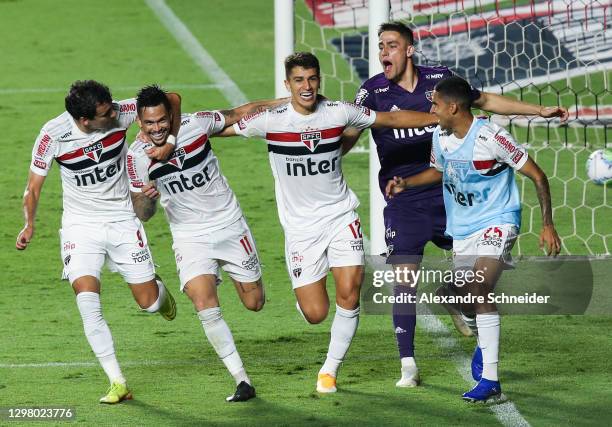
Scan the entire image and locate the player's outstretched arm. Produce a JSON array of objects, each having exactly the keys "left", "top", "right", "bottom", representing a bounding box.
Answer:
[
  {"left": 130, "top": 184, "right": 159, "bottom": 222},
  {"left": 16, "top": 171, "right": 46, "bottom": 250},
  {"left": 372, "top": 110, "right": 438, "bottom": 129},
  {"left": 473, "top": 92, "right": 569, "bottom": 122},
  {"left": 518, "top": 158, "right": 562, "bottom": 256},
  {"left": 221, "top": 98, "right": 288, "bottom": 127},
  {"left": 385, "top": 168, "right": 443, "bottom": 198},
  {"left": 146, "top": 92, "right": 182, "bottom": 161},
  {"left": 340, "top": 127, "right": 364, "bottom": 156}
]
